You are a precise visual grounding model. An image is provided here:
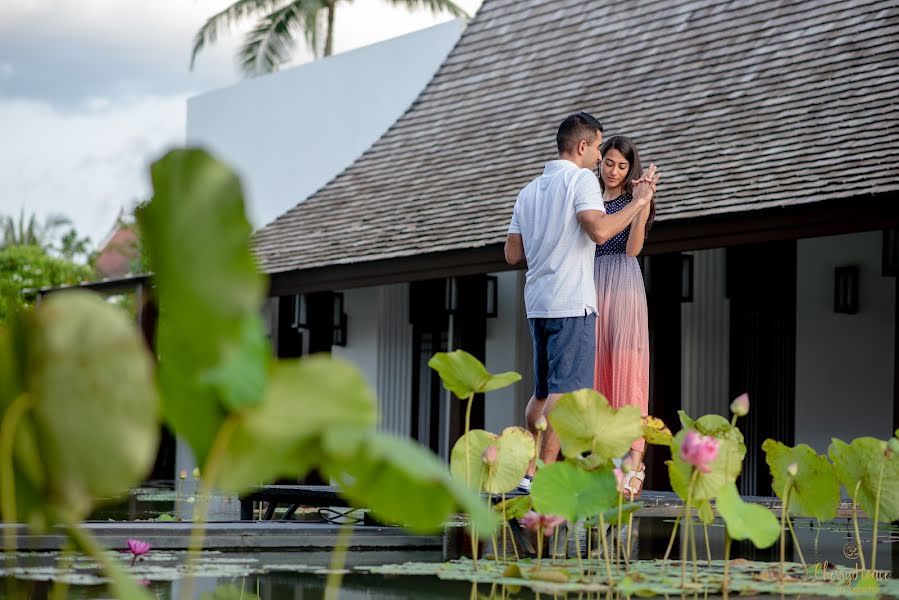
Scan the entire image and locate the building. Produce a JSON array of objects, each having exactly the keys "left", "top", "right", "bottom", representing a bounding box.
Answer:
[
  {"left": 215, "top": 0, "right": 899, "bottom": 496},
  {"left": 186, "top": 19, "right": 466, "bottom": 230}
]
